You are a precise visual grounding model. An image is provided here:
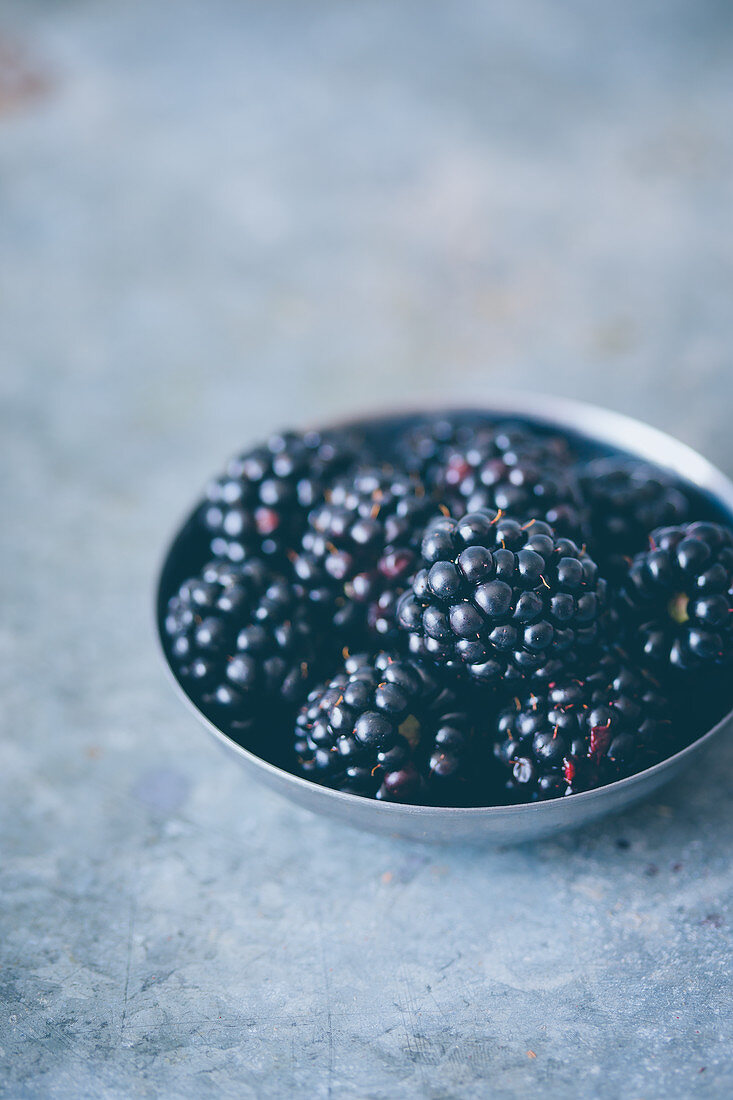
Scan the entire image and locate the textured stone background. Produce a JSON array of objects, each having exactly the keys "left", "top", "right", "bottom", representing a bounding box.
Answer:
[{"left": 1, "top": 1, "right": 732, "bottom": 1096}]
